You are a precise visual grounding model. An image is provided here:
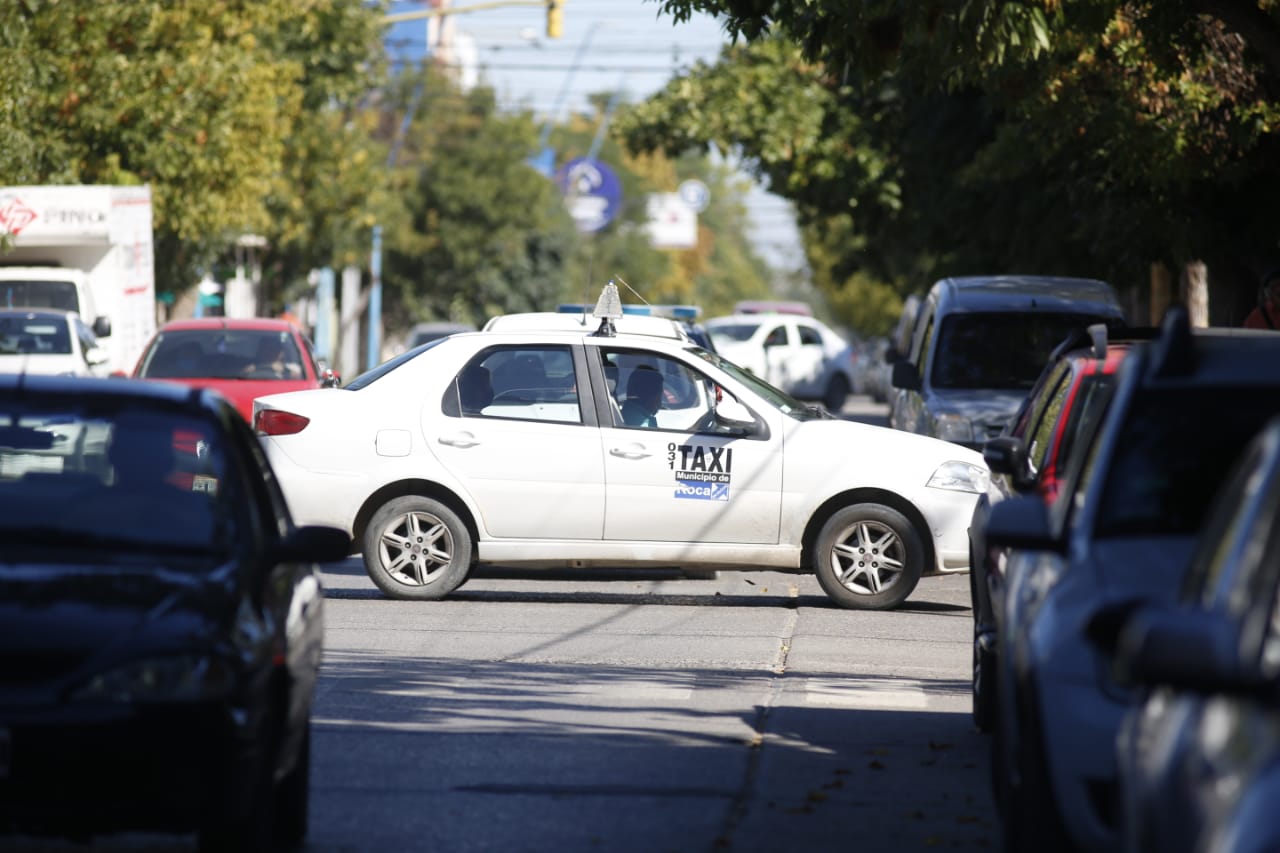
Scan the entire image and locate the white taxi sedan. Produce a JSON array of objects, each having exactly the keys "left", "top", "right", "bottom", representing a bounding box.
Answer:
[{"left": 254, "top": 294, "right": 987, "bottom": 610}]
